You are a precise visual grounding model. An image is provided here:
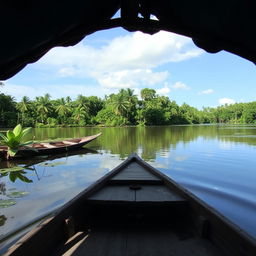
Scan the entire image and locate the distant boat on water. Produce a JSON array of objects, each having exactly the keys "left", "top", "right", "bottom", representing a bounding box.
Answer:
[{"left": 0, "top": 133, "right": 101, "bottom": 160}]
